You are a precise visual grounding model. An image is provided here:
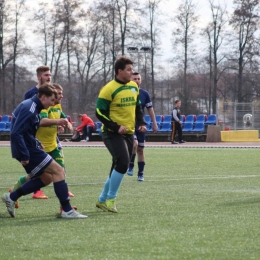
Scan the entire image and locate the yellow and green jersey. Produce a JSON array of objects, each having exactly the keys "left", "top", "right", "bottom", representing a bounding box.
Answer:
[
  {"left": 96, "top": 78, "right": 144, "bottom": 135},
  {"left": 36, "top": 104, "right": 66, "bottom": 152}
]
